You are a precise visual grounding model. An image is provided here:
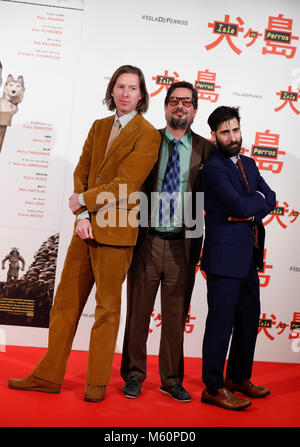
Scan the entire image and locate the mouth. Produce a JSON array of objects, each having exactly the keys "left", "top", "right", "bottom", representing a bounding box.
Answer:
[{"left": 172, "top": 109, "right": 187, "bottom": 117}]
